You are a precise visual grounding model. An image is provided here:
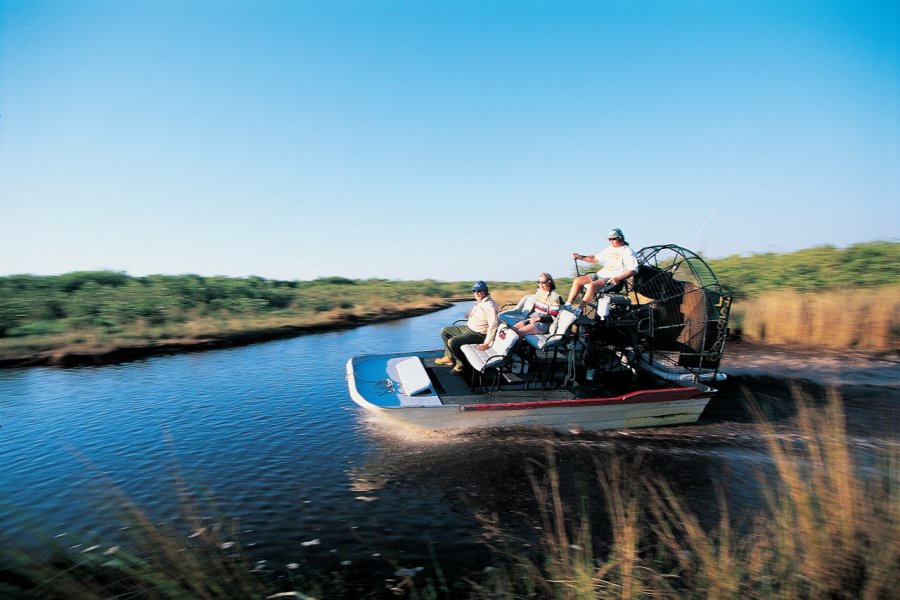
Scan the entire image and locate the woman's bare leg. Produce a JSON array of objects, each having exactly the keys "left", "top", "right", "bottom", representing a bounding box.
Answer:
[{"left": 513, "top": 321, "right": 542, "bottom": 336}]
